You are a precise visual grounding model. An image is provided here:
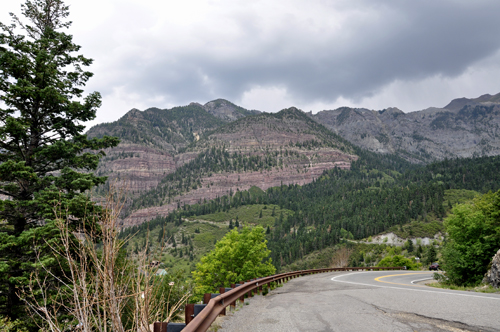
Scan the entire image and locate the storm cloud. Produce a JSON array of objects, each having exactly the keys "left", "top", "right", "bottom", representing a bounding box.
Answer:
[{"left": 3, "top": 0, "right": 500, "bottom": 125}]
